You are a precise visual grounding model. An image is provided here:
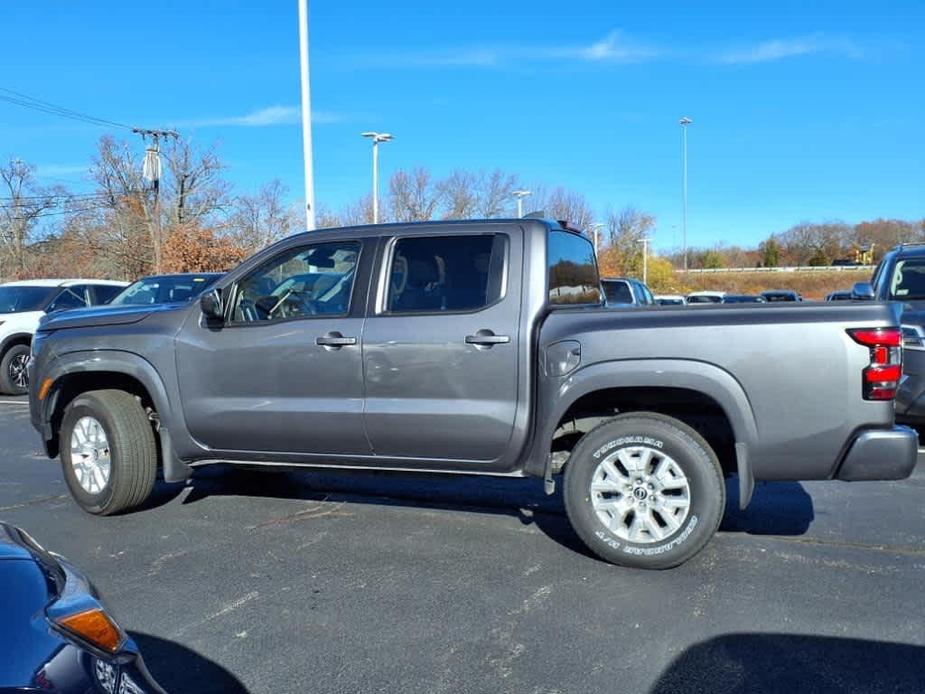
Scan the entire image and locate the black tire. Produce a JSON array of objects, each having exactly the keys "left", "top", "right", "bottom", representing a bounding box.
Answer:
[
  {"left": 563, "top": 412, "right": 725, "bottom": 569},
  {"left": 59, "top": 389, "right": 157, "bottom": 515},
  {"left": 0, "top": 343, "right": 31, "bottom": 395}
]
